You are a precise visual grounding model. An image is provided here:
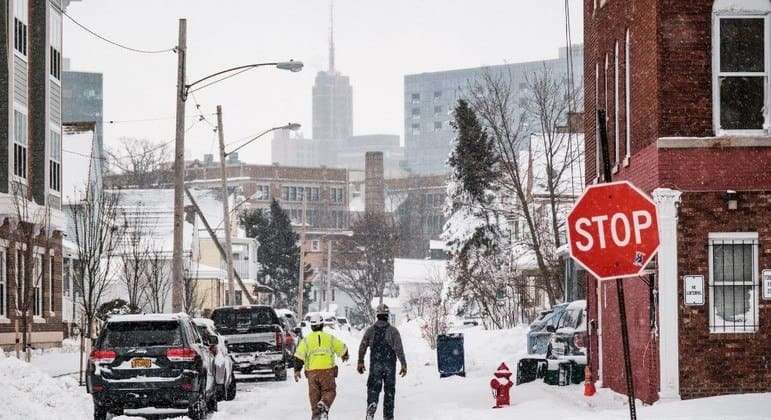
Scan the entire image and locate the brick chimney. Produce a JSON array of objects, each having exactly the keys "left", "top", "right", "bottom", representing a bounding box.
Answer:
[{"left": 365, "top": 152, "right": 385, "bottom": 214}]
